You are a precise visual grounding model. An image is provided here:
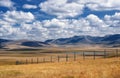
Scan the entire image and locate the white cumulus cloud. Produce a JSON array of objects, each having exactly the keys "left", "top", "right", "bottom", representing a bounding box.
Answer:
[
  {"left": 40, "top": 0, "right": 84, "bottom": 18},
  {"left": 39, "top": 0, "right": 120, "bottom": 18},
  {"left": 0, "top": 11, "right": 35, "bottom": 40},
  {"left": 0, "top": 10, "right": 120, "bottom": 41},
  {"left": 0, "top": 0, "right": 14, "bottom": 8},
  {"left": 2, "top": 11, "right": 35, "bottom": 23},
  {"left": 23, "top": 4, "right": 37, "bottom": 9},
  {"left": 85, "top": 0, "right": 120, "bottom": 11}
]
